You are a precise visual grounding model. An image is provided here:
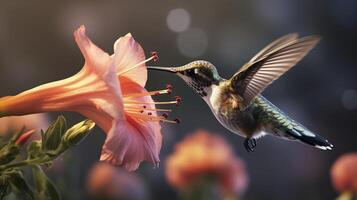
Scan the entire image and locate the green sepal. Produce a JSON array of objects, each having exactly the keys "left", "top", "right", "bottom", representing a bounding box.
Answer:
[
  {"left": 42, "top": 116, "right": 67, "bottom": 153},
  {"left": 9, "top": 127, "right": 26, "bottom": 144},
  {"left": 32, "top": 165, "right": 60, "bottom": 200}
]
